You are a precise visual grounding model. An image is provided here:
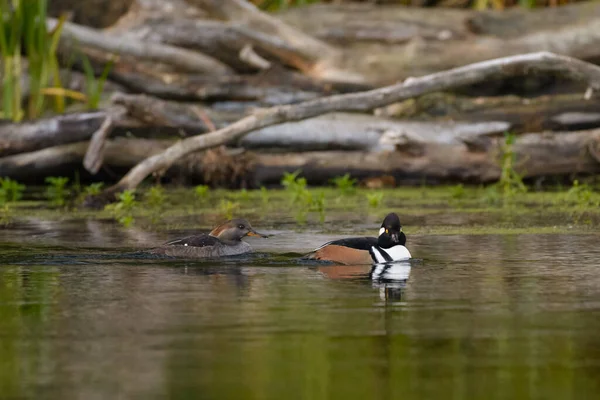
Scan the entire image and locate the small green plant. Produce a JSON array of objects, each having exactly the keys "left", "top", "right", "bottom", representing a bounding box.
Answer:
[
  {"left": 219, "top": 200, "right": 239, "bottom": 220},
  {"left": 450, "top": 184, "right": 466, "bottom": 200},
  {"left": 45, "top": 176, "right": 70, "bottom": 206},
  {"left": 236, "top": 188, "right": 250, "bottom": 202},
  {"left": 84, "top": 182, "right": 104, "bottom": 196},
  {"left": 0, "top": 177, "right": 25, "bottom": 203},
  {"left": 366, "top": 192, "right": 384, "bottom": 208},
  {"left": 566, "top": 180, "right": 597, "bottom": 207},
  {"left": 260, "top": 186, "right": 269, "bottom": 204},
  {"left": 194, "top": 185, "right": 210, "bottom": 200},
  {"left": 146, "top": 185, "right": 166, "bottom": 209},
  {"left": 483, "top": 132, "right": 527, "bottom": 206},
  {"left": 309, "top": 190, "right": 326, "bottom": 223},
  {"left": 80, "top": 53, "right": 114, "bottom": 110},
  {"left": 105, "top": 189, "right": 137, "bottom": 227},
  {"left": 281, "top": 170, "right": 308, "bottom": 203},
  {"left": 498, "top": 133, "right": 527, "bottom": 199},
  {"left": 330, "top": 174, "right": 357, "bottom": 196}
]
